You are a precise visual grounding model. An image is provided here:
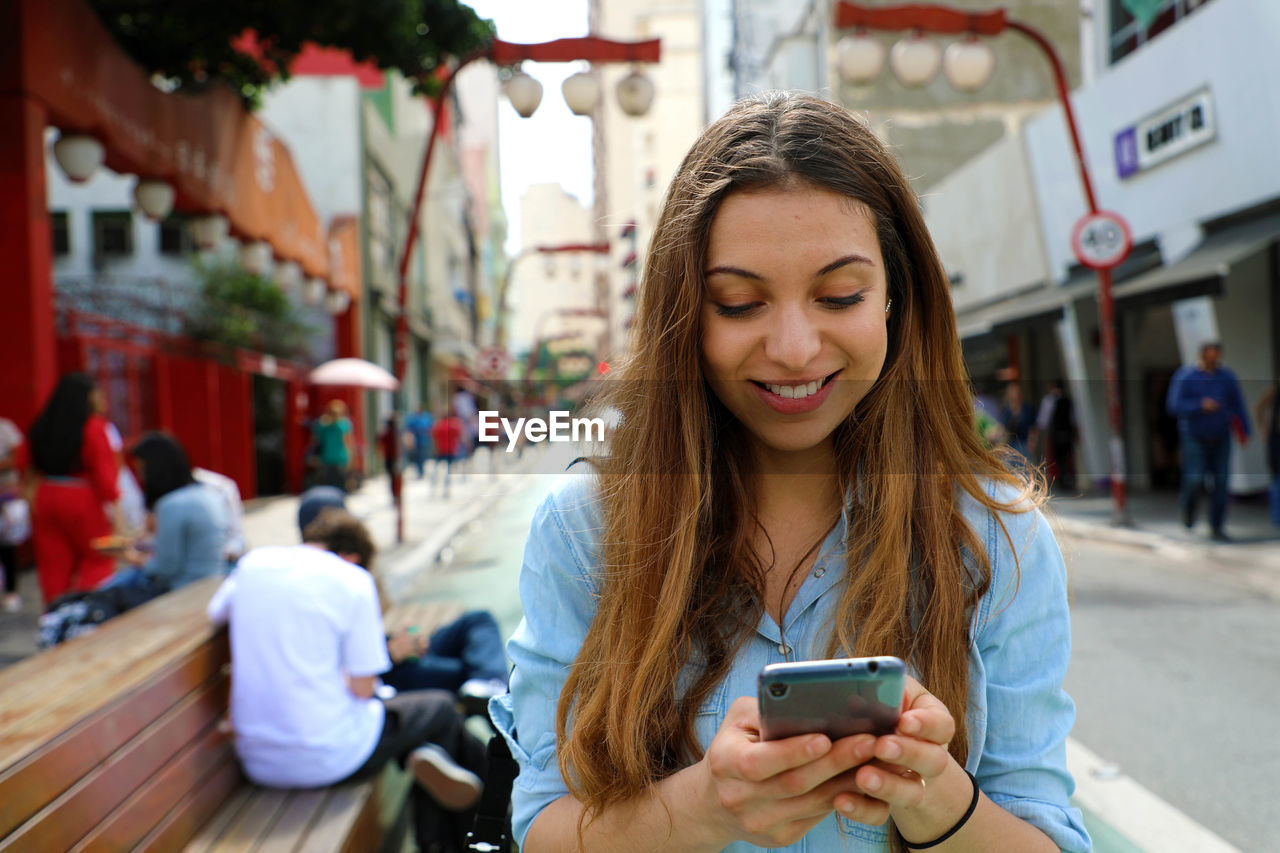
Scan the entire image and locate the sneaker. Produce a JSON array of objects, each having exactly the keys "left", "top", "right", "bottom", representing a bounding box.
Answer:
[
  {"left": 1181, "top": 504, "right": 1194, "bottom": 529},
  {"left": 2, "top": 593, "right": 21, "bottom": 613},
  {"left": 410, "top": 744, "right": 483, "bottom": 810},
  {"left": 1210, "top": 529, "right": 1231, "bottom": 542}
]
